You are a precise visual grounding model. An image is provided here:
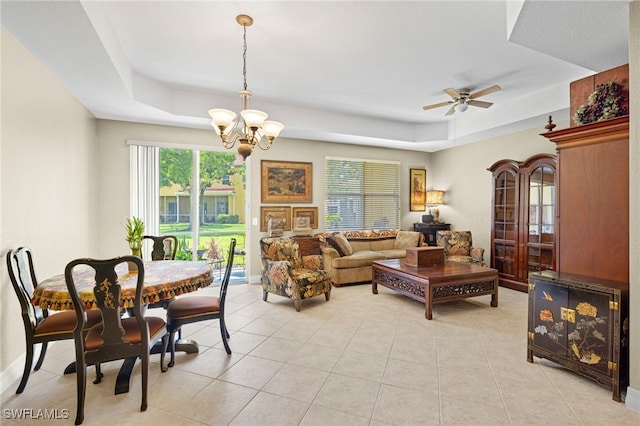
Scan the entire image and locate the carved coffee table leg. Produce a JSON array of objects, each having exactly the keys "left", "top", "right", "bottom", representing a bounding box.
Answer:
[
  {"left": 491, "top": 281, "right": 499, "bottom": 307},
  {"left": 425, "top": 285, "right": 433, "bottom": 320}
]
